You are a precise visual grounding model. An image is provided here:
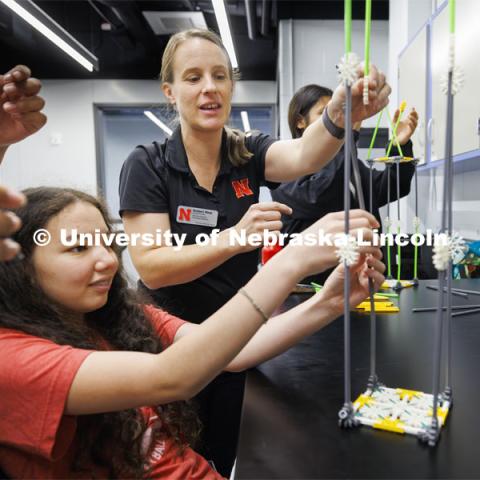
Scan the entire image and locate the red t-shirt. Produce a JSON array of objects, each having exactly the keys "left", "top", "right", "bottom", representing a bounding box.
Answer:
[{"left": 0, "top": 306, "right": 224, "bottom": 479}]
